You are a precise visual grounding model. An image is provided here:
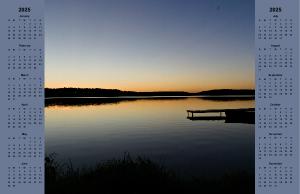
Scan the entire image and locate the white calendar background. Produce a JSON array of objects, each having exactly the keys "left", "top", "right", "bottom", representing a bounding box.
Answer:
[{"left": 0, "top": 0, "right": 44, "bottom": 194}]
